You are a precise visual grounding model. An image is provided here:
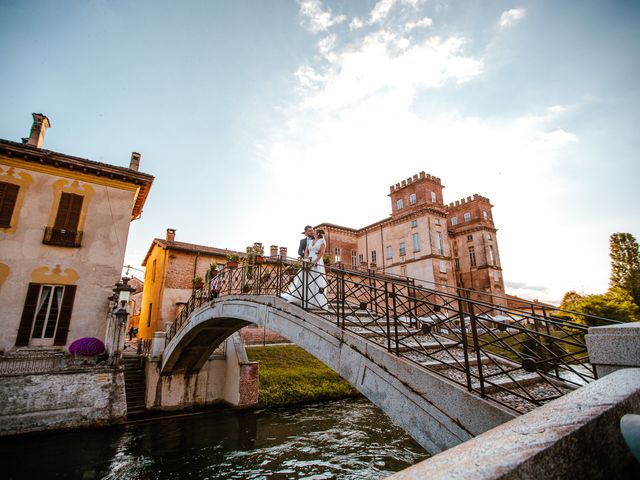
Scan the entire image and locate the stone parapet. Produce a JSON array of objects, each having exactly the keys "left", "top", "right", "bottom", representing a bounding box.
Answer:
[
  {"left": 586, "top": 321, "right": 640, "bottom": 377},
  {"left": 388, "top": 368, "right": 640, "bottom": 480}
]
